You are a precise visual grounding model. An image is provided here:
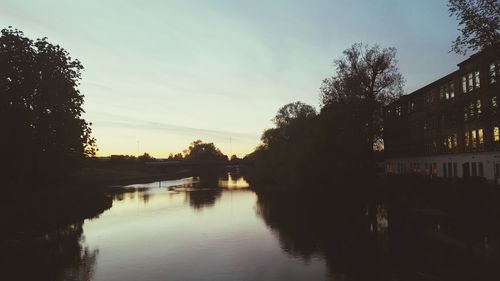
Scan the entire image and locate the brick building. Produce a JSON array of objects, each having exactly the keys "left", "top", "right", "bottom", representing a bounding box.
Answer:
[{"left": 384, "top": 44, "right": 500, "bottom": 180}]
